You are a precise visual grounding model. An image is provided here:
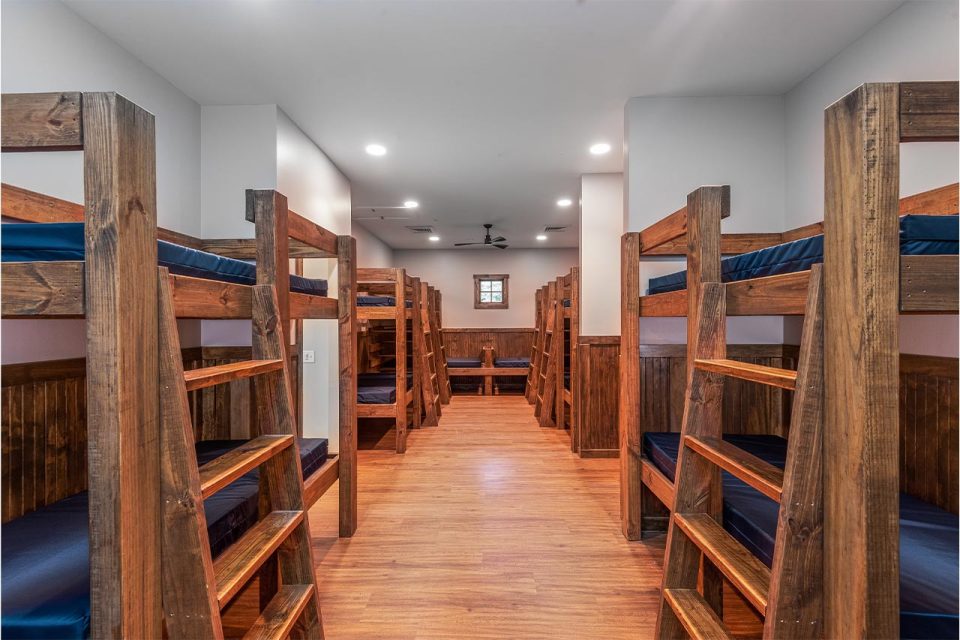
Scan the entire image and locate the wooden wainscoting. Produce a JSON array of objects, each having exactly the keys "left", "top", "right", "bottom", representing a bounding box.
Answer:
[
  {"left": 1, "top": 345, "right": 300, "bottom": 522},
  {"left": 441, "top": 327, "right": 534, "bottom": 359},
  {"left": 900, "top": 354, "right": 958, "bottom": 514},
  {"left": 577, "top": 336, "right": 620, "bottom": 458}
]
